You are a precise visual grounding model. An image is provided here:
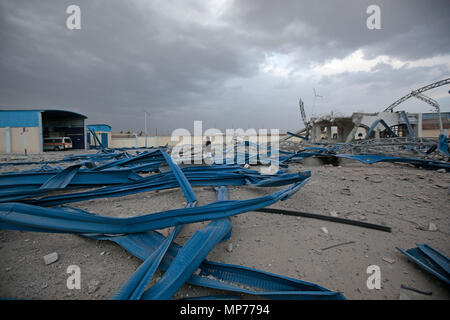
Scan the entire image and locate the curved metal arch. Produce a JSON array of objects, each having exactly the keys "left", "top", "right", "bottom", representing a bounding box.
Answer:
[{"left": 383, "top": 78, "right": 450, "bottom": 113}]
